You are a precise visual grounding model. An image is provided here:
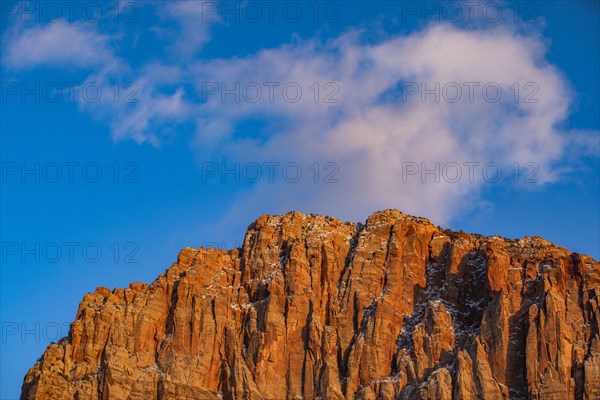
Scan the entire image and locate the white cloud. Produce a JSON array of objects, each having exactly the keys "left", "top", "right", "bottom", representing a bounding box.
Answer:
[
  {"left": 3, "top": 12, "right": 596, "bottom": 226},
  {"left": 78, "top": 62, "right": 191, "bottom": 145},
  {"left": 2, "top": 20, "right": 115, "bottom": 70},
  {"left": 157, "top": 1, "right": 220, "bottom": 57},
  {"left": 178, "top": 23, "right": 586, "bottom": 224}
]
